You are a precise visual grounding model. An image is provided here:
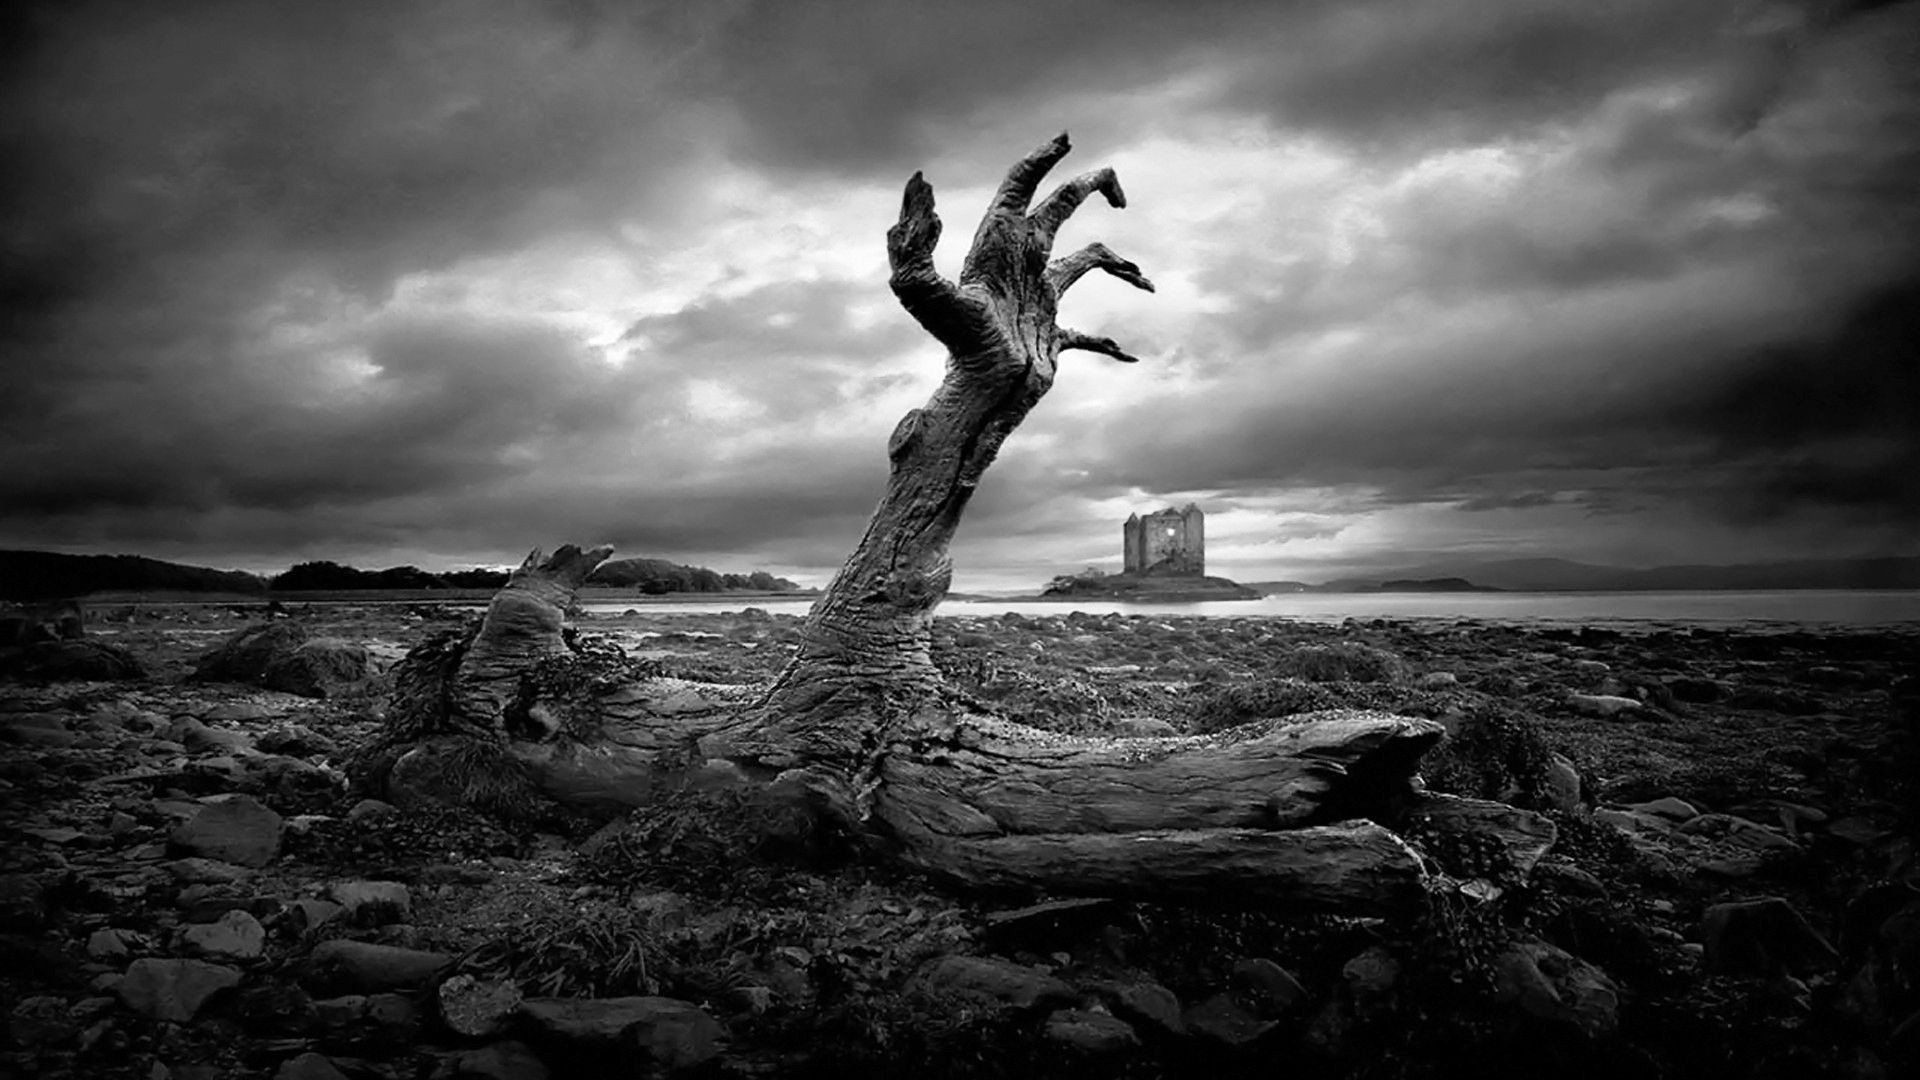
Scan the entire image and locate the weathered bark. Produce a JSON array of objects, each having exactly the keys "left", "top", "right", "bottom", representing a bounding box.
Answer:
[
  {"left": 359, "top": 136, "right": 1554, "bottom": 915},
  {"left": 747, "top": 134, "right": 1153, "bottom": 759}
]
